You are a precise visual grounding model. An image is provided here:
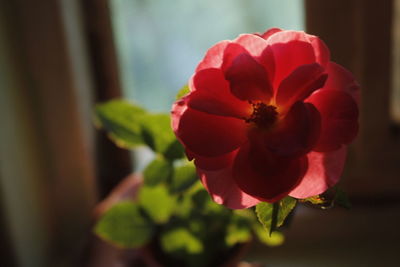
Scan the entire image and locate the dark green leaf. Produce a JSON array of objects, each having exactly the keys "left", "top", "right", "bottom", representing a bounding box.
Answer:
[
  {"left": 94, "top": 201, "right": 154, "bottom": 248},
  {"left": 170, "top": 163, "right": 198, "bottom": 194},
  {"left": 163, "top": 139, "right": 185, "bottom": 160},
  {"left": 143, "top": 156, "right": 172, "bottom": 186},
  {"left": 334, "top": 188, "right": 352, "bottom": 209},
  {"left": 255, "top": 197, "right": 297, "bottom": 235},
  {"left": 94, "top": 100, "right": 146, "bottom": 148},
  {"left": 176, "top": 84, "right": 190, "bottom": 100},
  {"left": 138, "top": 185, "right": 176, "bottom": 223},
  {"left": 140, "top": 114, "right": 176, "bottom": 155}
]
